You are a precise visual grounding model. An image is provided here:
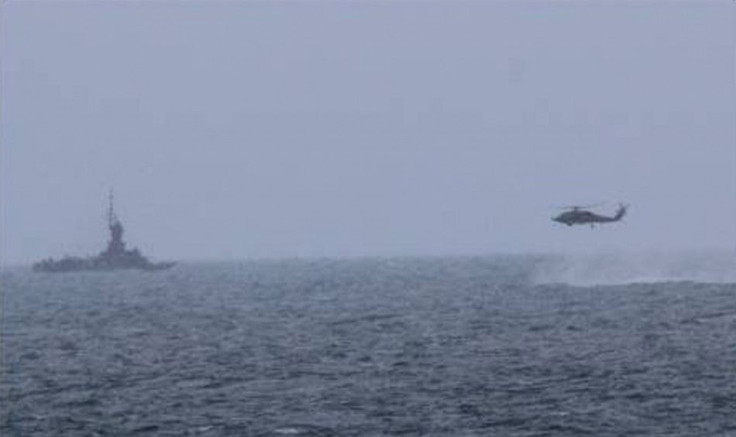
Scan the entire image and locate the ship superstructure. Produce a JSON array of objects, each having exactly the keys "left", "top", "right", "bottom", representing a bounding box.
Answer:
[{"left": 33, "top": 191, "right": 175, "bottom": 272}]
